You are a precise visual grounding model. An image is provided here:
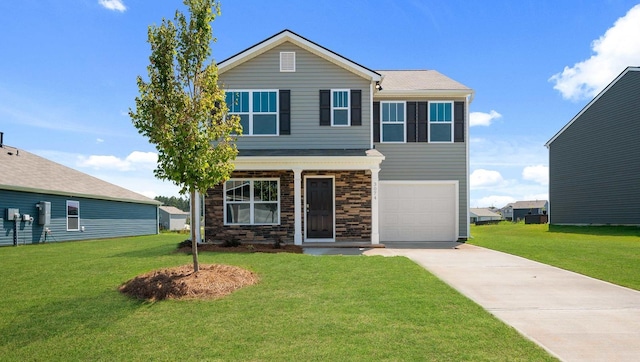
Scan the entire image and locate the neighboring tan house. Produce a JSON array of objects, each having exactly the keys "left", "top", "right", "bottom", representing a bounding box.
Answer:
[
  {"left": 204, "top": 30, "right": 474, "bottom": 245},
  {"left": 0, "top": 140, "right": 160, "bottom": 246},
  {"left": 159, "top": 206, "right": 188, "bottom": 231},
  {"left": 512, "top": 200, "right": 549, "bottom": 222},
  {"left": 470, "top": 208, "right": 502, "bottom": 223},
  {"left": 545, "top": 66, "right": 640, "bottom": 225}
]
